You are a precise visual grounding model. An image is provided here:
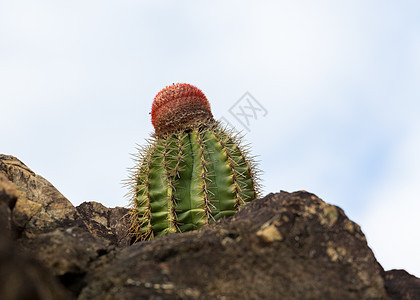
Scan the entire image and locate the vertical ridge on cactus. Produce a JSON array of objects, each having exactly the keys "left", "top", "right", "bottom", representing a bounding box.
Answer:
[{"left": 127, "top": 83, "right": 261, "bottom": 241}]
